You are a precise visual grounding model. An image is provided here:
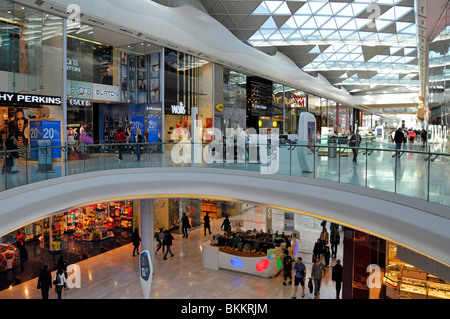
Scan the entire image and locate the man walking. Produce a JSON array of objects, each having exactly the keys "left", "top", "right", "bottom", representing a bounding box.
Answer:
[
  {"left": 332, "top": 259, "right": 343, "bottom": 299},
  {"left": 311, "top": 257, "right": 326, "bottom": 299}
]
